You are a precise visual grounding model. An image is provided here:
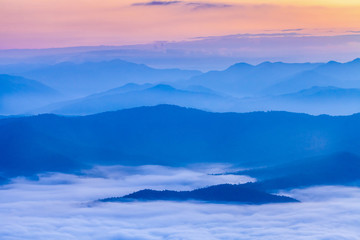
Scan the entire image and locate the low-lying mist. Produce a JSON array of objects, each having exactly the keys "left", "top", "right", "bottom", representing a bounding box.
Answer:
[{"left": 0, "top": 165, "right": 359, "bottom": 240}]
